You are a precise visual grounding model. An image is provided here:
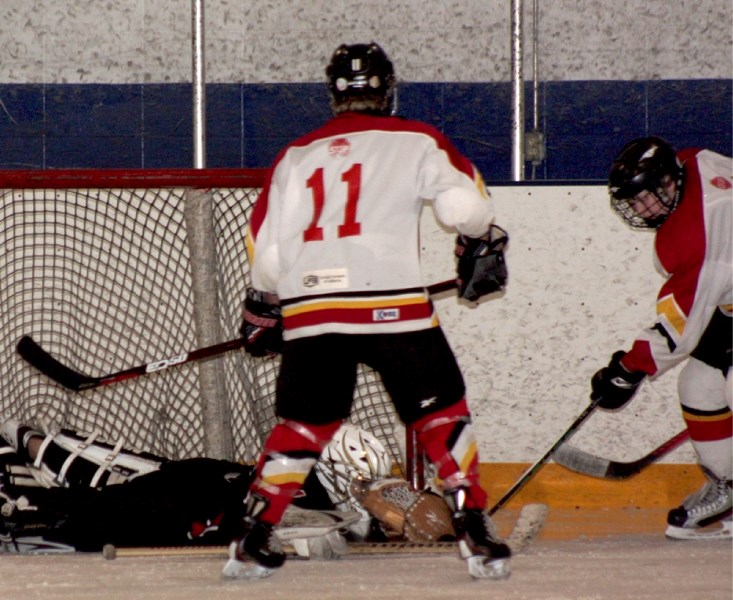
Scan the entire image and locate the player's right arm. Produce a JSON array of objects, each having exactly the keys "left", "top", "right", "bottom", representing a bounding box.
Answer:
[
  {"left": 416, "top": 127, "right": 509, "bottom": 301},
  {"left": 420, "top": 132, "right": 494, "bottom": 237}
]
